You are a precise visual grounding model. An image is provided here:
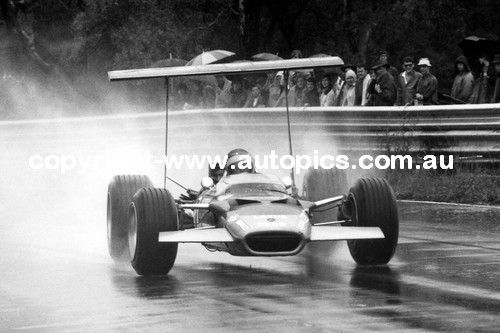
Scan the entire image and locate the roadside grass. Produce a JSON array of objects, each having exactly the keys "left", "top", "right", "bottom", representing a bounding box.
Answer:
[{"left": 385, "top": 166, "right": 500, "bottom": 206}]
